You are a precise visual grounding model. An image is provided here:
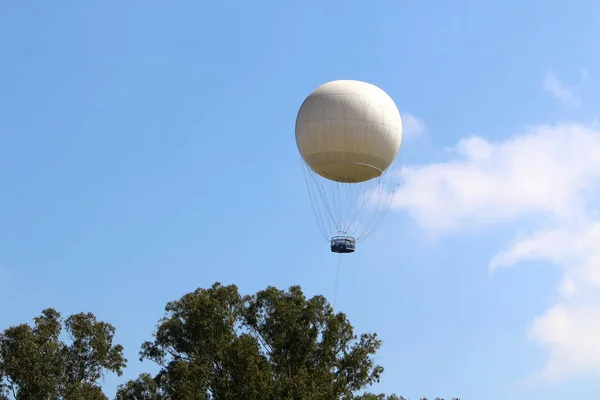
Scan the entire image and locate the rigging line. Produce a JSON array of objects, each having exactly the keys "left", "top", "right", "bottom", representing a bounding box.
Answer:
[{"left": 333, "top": 253, "right": 342, "bottom": 309}]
